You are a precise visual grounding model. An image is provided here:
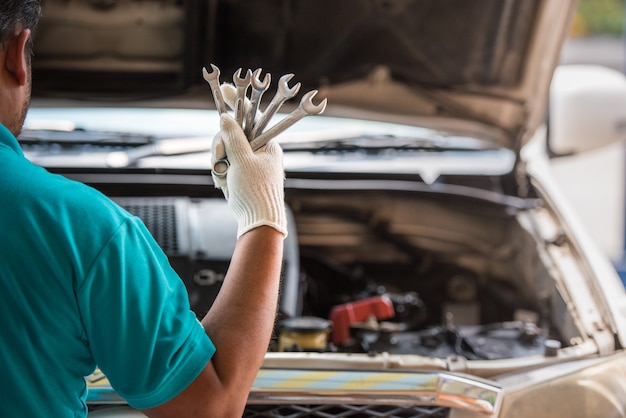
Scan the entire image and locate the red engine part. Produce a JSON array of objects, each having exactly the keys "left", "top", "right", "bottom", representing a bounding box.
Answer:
[{"left": 329, "top": 295, "right": 395, "bottom": 345}]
